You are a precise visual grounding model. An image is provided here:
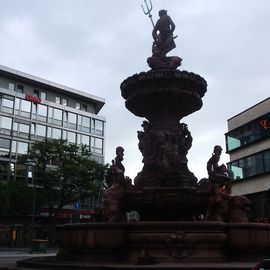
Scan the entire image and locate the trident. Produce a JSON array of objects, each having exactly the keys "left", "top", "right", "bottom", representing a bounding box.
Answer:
[{"left": 141, "top": 0, "right": 155, "bottom": 28}]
